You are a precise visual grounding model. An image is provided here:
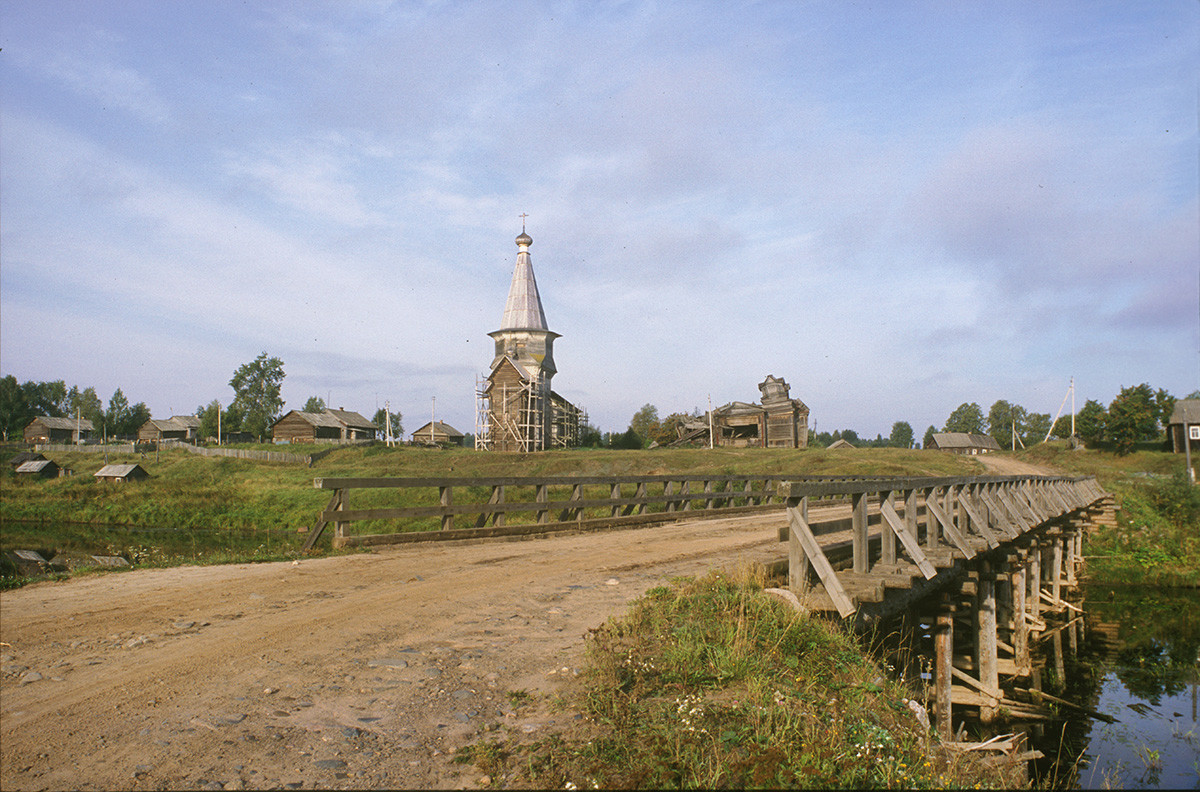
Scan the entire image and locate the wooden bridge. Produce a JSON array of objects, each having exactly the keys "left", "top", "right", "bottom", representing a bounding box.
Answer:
[{"left": 304, "top": 470, "right": 1113, "bottom": 737}]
